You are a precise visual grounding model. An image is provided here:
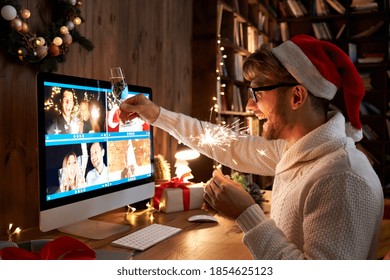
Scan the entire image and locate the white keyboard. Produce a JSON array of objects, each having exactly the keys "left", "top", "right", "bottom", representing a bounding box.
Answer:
[{"left": 111, "top": 224, "right": 182, "bottom": 251}]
